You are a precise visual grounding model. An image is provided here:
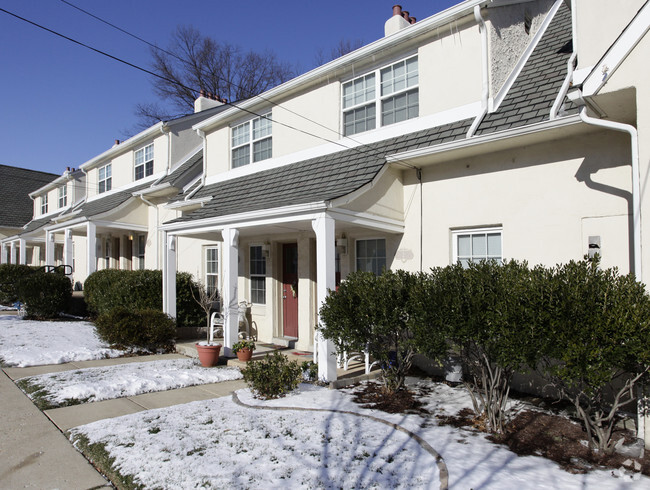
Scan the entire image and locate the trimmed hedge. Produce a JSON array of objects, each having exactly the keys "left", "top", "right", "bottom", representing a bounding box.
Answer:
[
  {"left": 0, "top": 264, "right": 34, "bottom": 304},
  {"left": 83, "top": 269, "right": 204, "bottom": 328},
  {"left": 95, "top": 307, "right": 176, "bottom": 351},
  {"left": 18, "top": 270, "right": 72, "bottom": 319}
]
